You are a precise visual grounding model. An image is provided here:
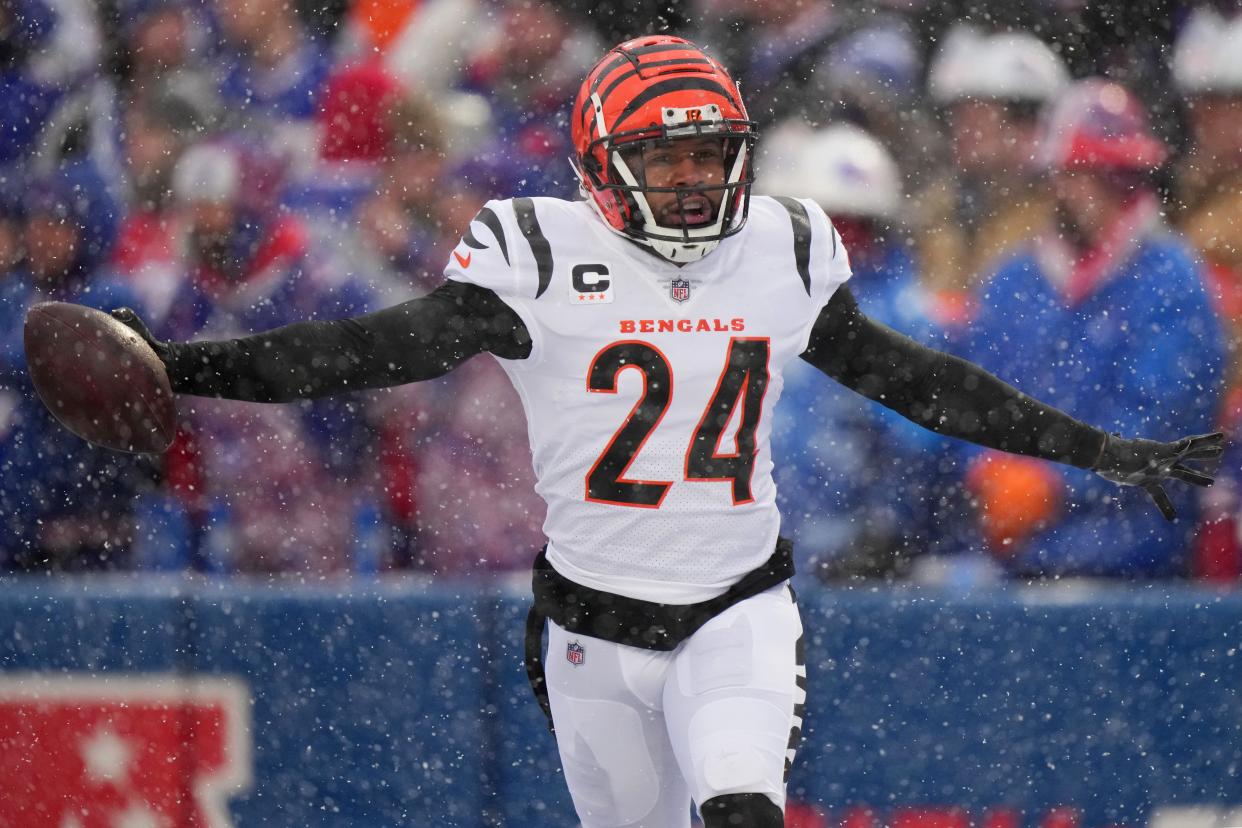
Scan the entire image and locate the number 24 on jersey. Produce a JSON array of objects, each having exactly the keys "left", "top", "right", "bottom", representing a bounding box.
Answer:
[{"left": 585, "top": 337, "right": 770, "bottom": 509}]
